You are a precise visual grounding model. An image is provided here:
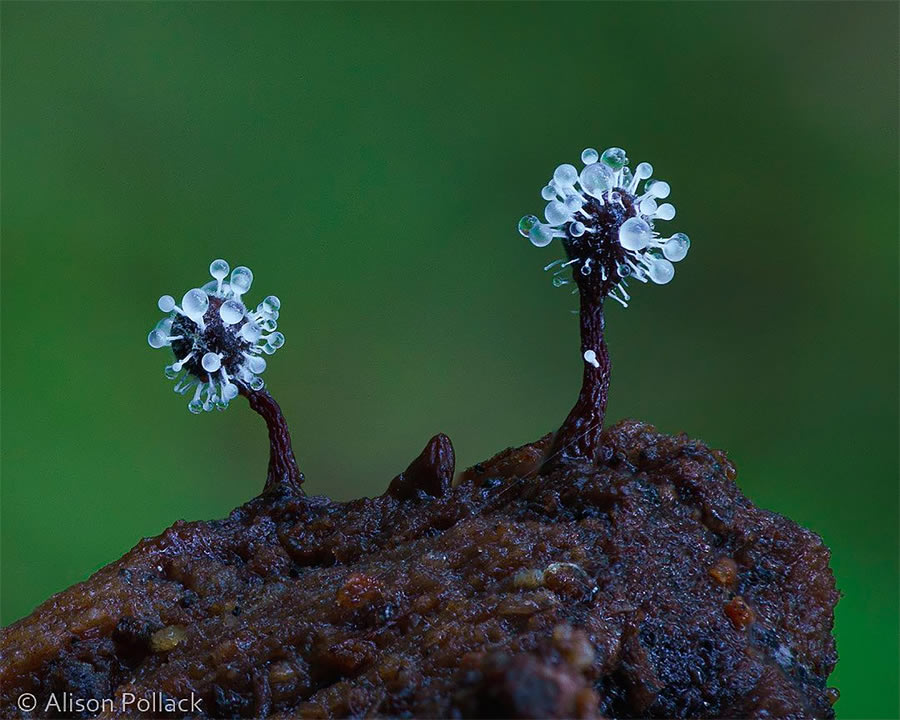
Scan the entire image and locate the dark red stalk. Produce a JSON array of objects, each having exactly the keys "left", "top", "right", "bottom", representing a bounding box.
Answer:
[
  {"left": 240, "top": 386, "right": 304, "bottom": 495},
  {"left": 542, "top": 289, "right": 610, "bottom": 469},
  {"left": 538, "top": 191, "right": 637, "bottom": 471}
]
